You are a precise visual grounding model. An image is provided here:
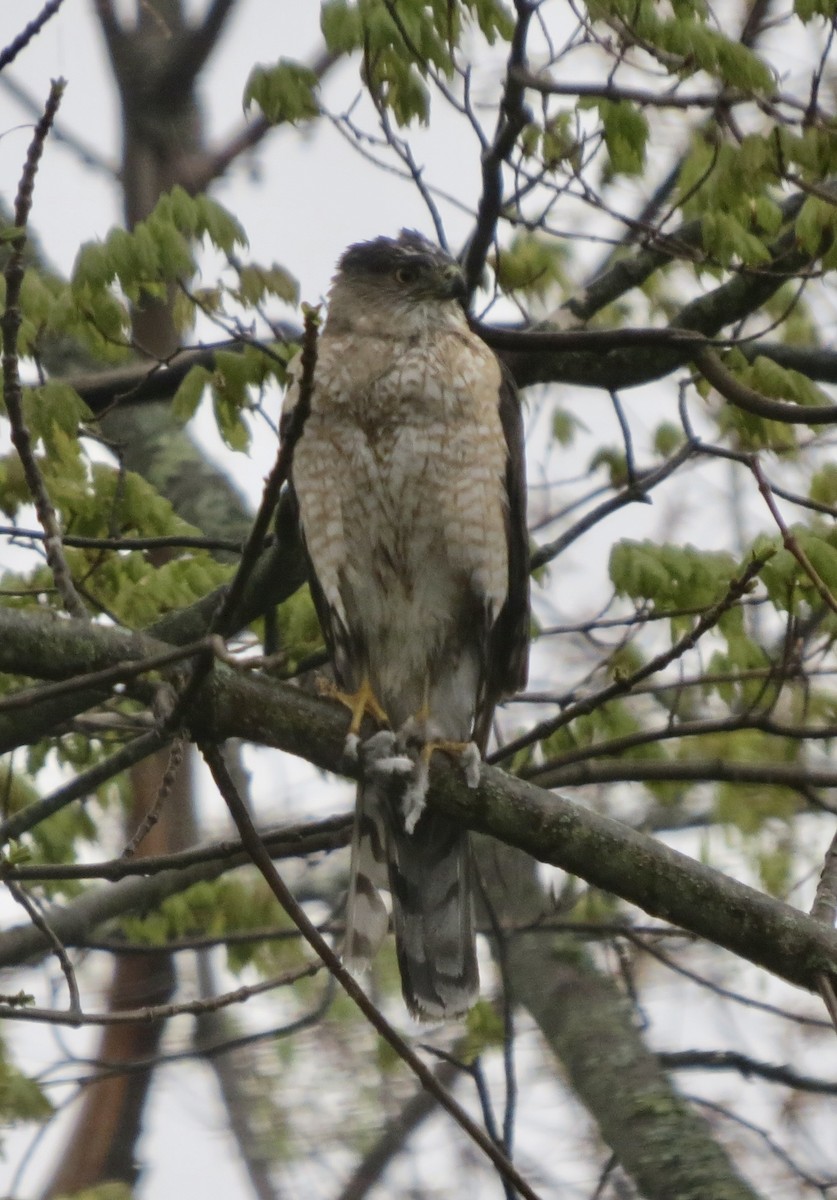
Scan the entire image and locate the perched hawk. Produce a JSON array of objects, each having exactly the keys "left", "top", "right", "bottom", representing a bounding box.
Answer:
[{"left": 283, "top": 231, "right": 529, "bottom": 1018}]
